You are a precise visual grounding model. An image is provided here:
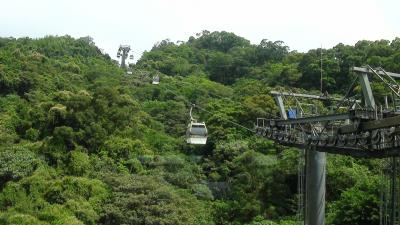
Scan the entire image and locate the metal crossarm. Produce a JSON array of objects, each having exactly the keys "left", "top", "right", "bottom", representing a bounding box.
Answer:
[{"left": 353, "top": 66, "right": 400, "bottom": 78}]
